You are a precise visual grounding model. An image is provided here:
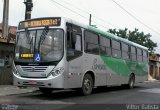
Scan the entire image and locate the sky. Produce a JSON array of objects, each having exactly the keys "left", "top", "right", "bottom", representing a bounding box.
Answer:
[{"left": 0, "top": 0, "right": 160, "bottom": 53}]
